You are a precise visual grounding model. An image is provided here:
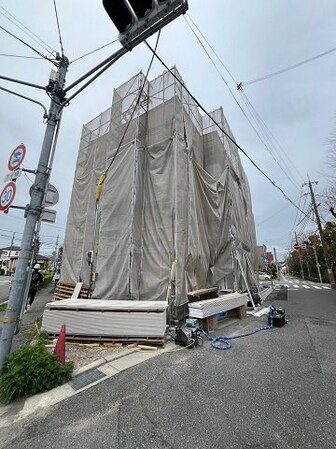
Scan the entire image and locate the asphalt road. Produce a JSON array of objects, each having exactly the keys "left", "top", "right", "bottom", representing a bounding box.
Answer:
[
  {"left": 1, "top": 276, "right": 336, "bottom": 449},
  {"left": 0, "top": 277, "right": 11, "bottom": 303}
]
